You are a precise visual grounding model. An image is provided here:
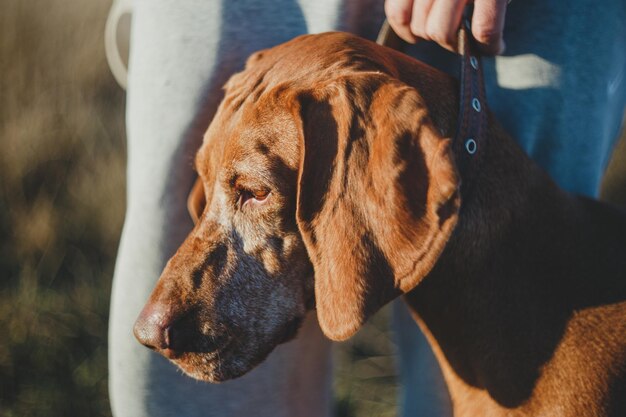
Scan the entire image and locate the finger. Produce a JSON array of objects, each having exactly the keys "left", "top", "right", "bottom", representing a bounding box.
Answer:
[
  {"left": 424, "top": 0, "right": 466, "bottom": 52},
  {"left": 385, "top": 0, "right": 419, "bottom": 43},
  {"left": 472, "top": 0, "right": 508, "bottom": 55},
  {"left": 409, "top": 0, "right": 436, "bottom": 40}
]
